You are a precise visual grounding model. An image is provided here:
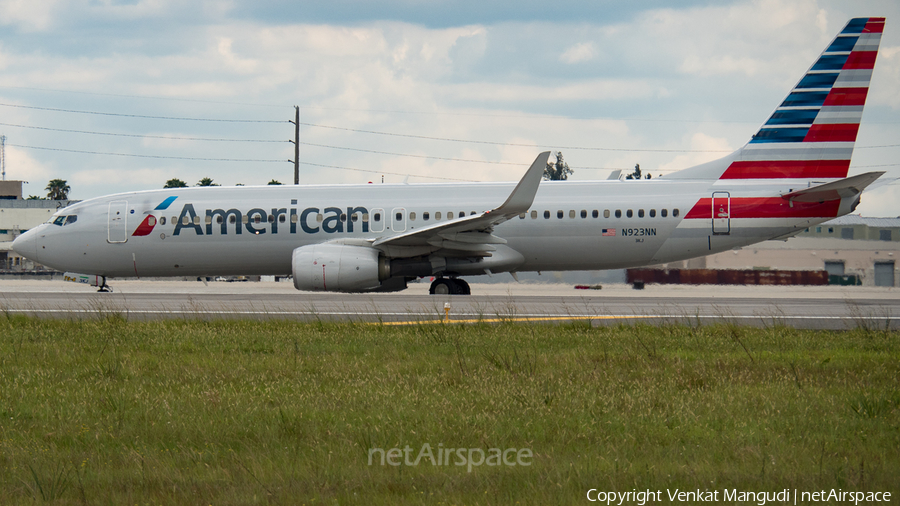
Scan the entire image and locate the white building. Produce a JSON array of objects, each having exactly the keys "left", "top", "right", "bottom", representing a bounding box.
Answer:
[
  {"left": 655, "top": 215, "right": 900, "bottom": 287},
  {"left": 0, "top": 181, "right": 75, "bottom": 270}
]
